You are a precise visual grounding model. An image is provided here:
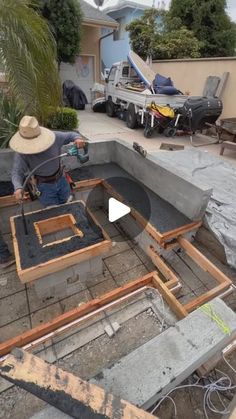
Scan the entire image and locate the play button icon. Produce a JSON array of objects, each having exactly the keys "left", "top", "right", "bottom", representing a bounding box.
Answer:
[{"left": 108, "top": 198, "right": 131, "bottom": 222}]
